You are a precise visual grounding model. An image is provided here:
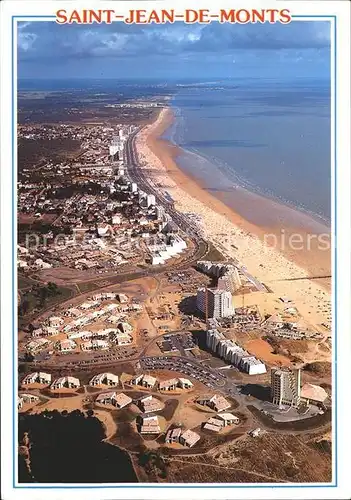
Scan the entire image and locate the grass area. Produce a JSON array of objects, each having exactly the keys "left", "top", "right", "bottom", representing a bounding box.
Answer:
[
  {"left": 18, "top": 283, "right": 76, "bottom": 325},
  {"left": 18, "top": 275, "right": 38, "bottom": 290},
  {"left": 76, "top": 280, "right": 109, "bottom": 294},
  {"left": 162, "top": 430, "right": 331, "bottom": 483}
]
